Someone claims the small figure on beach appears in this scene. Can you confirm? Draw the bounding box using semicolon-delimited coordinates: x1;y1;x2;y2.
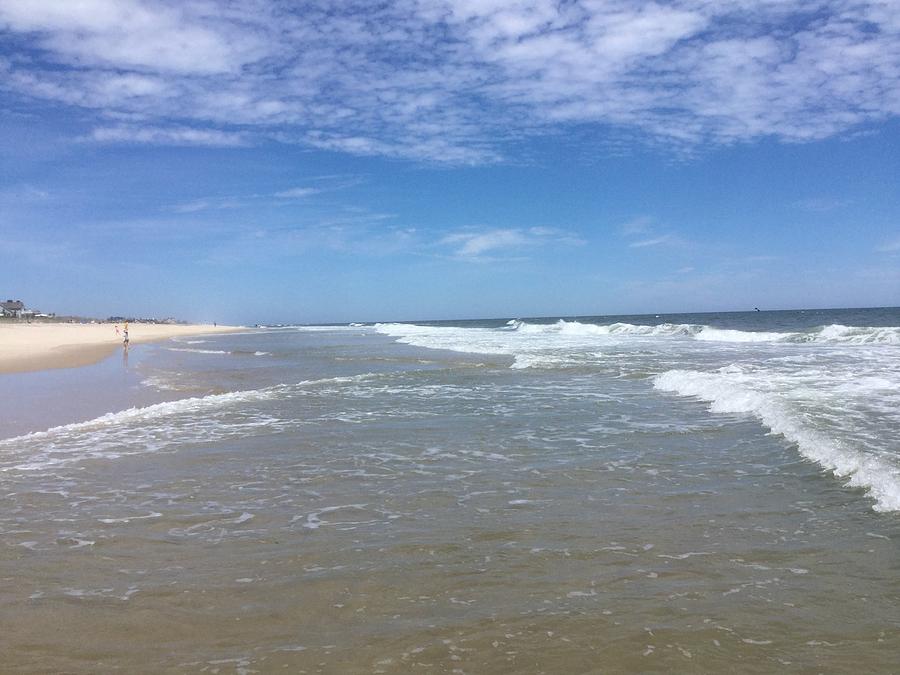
115;324;120;336
123;322;130;349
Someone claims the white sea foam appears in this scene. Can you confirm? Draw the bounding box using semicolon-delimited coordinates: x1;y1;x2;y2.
2;386;284;447
694;327;787;342
511;320;900;344
0;373;383;471
377;320;900;353
375;320;900;512
809;324;900;344
167;348;229;354
292;325;369;332
654;368;900;512
141;375;188;391
507;319;698;338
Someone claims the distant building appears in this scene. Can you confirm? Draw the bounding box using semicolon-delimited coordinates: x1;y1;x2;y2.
1;299;26;318
1;299;39;319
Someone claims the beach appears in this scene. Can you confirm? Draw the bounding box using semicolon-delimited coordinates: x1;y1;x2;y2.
0;309;898;672
0;322;241;374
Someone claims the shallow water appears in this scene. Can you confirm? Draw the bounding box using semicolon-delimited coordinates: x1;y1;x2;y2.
1;309;898;672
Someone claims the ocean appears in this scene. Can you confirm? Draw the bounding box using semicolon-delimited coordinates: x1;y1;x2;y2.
1;307;898;672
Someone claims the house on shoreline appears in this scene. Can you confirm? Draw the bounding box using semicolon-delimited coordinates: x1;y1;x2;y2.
1;299;43;320
2;299;26;318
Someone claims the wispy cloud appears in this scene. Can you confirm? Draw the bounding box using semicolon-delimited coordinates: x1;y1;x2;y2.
274;187;322;199
620;216;683;249
442;229;531;258
0;183;50;203
168;197;243;214
620;216;653;237
166;175;360;213
2;1;900;161
629;234;675;249
876;236;900;253
89;125;247;147
441;226;582;261
794;197;851;213
202;211;411;264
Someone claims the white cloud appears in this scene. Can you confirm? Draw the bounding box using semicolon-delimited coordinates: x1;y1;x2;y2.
165;177;360;213
169;199;214;214
441;226;582;261
2;1;899;161
620;216;682;249
168;197;244;213
443;229;531;258
0;0;268;74
88;125;247;146
274;187;322;199
629;234;674;248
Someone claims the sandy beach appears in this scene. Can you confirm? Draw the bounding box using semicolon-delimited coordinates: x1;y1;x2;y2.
0;322;242;374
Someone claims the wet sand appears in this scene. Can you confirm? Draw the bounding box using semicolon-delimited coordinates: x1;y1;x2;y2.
0;322;241;374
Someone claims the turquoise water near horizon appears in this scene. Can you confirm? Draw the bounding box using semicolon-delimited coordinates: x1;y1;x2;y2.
1;307;898;672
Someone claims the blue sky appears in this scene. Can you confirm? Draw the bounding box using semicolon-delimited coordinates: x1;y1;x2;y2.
1;0;898;324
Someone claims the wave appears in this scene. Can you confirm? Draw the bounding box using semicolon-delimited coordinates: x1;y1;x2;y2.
5;372;384;445
801;324;900;344
0;373;382;471
510;319;900;344
696;323;900;345
506;319;697;338
1;386;286;447
654;368;900;512
379;320;900;351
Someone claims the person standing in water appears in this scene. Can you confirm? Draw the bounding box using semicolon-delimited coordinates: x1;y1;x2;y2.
123;321;129;349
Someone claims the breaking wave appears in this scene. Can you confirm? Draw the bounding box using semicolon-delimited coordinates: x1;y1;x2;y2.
654;368;900;512
506;320;900;344
375;320;900;355
0;374;381;471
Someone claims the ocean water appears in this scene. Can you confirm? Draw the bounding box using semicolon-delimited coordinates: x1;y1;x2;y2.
1;308;898;672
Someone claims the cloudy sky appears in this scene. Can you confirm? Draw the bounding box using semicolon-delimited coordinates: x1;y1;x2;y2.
1;0;898;323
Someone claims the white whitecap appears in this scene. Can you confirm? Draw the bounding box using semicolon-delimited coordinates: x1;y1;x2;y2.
654;368;900;512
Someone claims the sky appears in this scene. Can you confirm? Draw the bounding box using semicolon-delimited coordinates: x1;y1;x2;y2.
1;0;898;324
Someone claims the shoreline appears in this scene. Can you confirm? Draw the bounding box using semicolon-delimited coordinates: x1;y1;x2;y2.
0;322;244;374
